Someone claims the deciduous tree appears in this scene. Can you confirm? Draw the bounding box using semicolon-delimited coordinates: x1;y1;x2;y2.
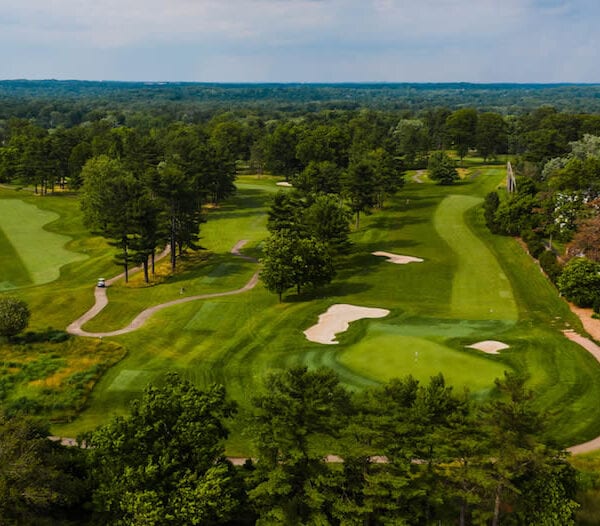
88;374;242;525
427;151;458;185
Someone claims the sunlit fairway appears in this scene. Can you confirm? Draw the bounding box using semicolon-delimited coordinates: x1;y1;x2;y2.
5;170;599;453
0;198;87;290
338;325;508;395
433;194;517;321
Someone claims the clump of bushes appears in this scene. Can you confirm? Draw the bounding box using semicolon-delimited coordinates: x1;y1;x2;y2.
522;230;546;259
539;250;563;284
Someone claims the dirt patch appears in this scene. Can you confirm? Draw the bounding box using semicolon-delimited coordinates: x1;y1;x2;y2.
568;303;600;342
466;340;509;354
372;251;424;265
304;304;390;345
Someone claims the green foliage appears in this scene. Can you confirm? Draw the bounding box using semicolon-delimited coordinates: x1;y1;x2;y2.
0;296;30;338
245;370;578;526
260;230;334;300
539;250;562;283
483;191;500;233
427;151;458;185
259;231;298;301
294;160;342;195
342;160;377;227
493;192;538;236
0;412;89;524
476;112;508;161
0;337;125;420
446;108;478;160
303;194;353;252
393;118;429;168
88;373;243;525
249;367;350;524
558;257;600;307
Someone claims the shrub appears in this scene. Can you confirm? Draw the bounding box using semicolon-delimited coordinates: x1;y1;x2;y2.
558;257;600;307
0;298;30;339
527;239;546;259
539;250;562;284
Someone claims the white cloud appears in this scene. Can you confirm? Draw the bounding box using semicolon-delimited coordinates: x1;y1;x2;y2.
1;0;599;81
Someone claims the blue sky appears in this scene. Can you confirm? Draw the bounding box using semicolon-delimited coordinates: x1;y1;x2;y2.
1;0;598;82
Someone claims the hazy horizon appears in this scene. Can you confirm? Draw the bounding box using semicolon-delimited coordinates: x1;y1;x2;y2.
2;1;598;83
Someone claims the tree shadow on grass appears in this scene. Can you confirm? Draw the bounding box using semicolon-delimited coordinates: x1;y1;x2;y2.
282;281;372;303
338;240;423;277
206;208;267;222
362;214;427;232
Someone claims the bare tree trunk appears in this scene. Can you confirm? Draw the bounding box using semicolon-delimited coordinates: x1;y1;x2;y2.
492;485;502;526
151;249;156;276
170;217;176;271
123;245;129;283
143;258;149;283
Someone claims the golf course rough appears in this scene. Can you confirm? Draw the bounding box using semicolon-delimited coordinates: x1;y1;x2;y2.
0;199;87;289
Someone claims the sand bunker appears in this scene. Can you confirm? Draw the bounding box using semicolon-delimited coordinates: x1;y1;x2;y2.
304;304;390;345
466;340;509;354
276;181;293;187
372;251;424;265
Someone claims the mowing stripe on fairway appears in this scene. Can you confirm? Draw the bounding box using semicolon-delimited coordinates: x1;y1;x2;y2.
0;225;32;290
433;195;517;321
107;369;155;391
0;199;87;286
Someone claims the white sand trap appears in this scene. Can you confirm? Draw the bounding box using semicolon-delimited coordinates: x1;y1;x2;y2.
304;304;390;345
372;251;424;265
466;340;509;354
276;181;293;187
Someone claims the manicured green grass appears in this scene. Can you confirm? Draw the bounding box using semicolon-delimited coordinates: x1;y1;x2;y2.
338;325;509;395
0;225;31;290
0;187;125;331
434;194;517;321
0;198;87;288
5;170;600;454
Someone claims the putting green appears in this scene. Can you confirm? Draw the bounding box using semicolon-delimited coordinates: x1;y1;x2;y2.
434;195;517;321
338;324;510;395
0;199;87;288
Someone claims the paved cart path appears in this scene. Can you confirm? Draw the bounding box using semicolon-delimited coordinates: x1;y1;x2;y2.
66;241;258;338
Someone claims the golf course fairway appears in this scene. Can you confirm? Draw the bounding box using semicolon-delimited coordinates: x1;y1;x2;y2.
0;198;87;290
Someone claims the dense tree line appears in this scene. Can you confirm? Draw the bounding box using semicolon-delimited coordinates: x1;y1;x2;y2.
5;101;600;297
483;133;600;313
5;82;600;124
1;369;579;525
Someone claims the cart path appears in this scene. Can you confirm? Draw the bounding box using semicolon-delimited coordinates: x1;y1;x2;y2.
66;241;259;338
412;170;425;183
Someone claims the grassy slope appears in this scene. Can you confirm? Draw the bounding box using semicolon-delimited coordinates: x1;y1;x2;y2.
0;188;121;330
0;199;87;286
3;172;598;452
46;170;600;453
0;225;31;290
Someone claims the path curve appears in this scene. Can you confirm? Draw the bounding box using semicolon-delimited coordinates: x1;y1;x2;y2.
412;170;425;183
564;329;600;454
67;241;258;338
